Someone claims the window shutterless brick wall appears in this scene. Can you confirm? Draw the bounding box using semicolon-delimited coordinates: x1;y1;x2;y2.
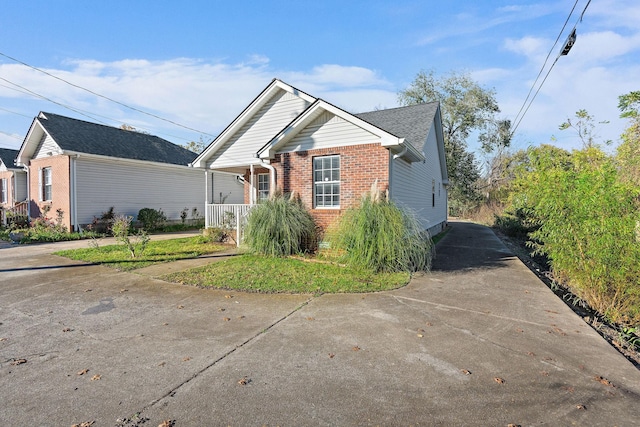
244;143;390;231
29;155;72;230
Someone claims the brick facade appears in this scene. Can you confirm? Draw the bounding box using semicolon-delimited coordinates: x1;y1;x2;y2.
244;143;390;231
29;155;72;230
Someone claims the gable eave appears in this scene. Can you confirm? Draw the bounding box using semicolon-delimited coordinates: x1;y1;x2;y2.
192;79;316;168
258;99;403;159
16;116;58;166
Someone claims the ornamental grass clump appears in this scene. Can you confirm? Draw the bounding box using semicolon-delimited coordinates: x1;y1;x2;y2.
330;189;433;273
244;191;317;257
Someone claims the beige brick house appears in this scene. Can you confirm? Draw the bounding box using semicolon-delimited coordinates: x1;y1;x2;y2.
192;79;449;235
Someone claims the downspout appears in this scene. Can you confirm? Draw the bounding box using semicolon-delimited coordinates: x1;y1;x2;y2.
204;170;211;228
249;164;255;205
259;159;276;197
392;145;408;160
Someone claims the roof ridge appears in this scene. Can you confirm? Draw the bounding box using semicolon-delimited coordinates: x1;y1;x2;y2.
356;101;439;116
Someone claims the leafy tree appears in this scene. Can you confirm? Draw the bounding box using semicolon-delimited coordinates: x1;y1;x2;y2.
617;91;640;186
556;109;611;148
182;136;208;154
398;69;509;215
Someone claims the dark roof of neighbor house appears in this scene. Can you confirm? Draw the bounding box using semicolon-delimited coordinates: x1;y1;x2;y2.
37;112;197;166
0;147;19;168
355;102;440;151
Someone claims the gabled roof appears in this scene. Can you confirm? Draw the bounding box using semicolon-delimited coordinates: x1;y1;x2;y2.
355;103;440;152
18;112;196;166
0;148;19;170
191;79;316;168
257;99;426;162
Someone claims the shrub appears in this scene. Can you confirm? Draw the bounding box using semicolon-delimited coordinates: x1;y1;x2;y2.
137;208;167;231
112;214;150;258
244;192;317;256
328;192;433;273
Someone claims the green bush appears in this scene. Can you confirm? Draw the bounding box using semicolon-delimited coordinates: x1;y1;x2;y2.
509;146;640;326
244;192;317;256
137;208;167;231
328;194;433;273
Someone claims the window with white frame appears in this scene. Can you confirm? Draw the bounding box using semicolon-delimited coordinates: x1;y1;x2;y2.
1;178;7;204
257;173;270;201
314;155;340;208
41;167;52;201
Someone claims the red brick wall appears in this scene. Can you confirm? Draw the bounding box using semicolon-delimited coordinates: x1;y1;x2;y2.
29;155;72;230
244;143;390;231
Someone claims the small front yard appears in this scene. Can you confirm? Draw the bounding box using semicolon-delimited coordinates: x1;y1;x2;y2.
54;236;228;271
162;254;410;294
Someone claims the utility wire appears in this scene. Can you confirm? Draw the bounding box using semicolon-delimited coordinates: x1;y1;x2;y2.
510;0;580;132
0;75;197;142
0;51;216;137
511;0;592;137
0;106;32;118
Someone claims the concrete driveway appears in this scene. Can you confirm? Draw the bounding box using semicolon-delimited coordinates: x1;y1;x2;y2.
1;222;638;426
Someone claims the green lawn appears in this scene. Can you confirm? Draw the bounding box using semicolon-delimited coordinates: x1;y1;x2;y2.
54;236;228;271
161;254;410;294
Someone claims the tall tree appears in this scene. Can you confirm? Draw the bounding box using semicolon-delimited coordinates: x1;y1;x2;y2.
616;91;640;186
398;69;508;215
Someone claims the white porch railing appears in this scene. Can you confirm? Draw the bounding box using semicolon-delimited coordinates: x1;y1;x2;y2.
205;204;255;246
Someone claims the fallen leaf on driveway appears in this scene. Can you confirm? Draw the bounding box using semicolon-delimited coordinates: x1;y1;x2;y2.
352;346;361;352
238;376;250;385
77;369;89;375
182;357;191;362
461;369;471;375
225;295;233;299
595;376;615;387
177;305;184;309
90;374;101;381
328;353;335;358
158;421;174;427
223;317;231;322
62;327;73;332
0;337;7;341
417;334;424;338
10;358;27;365
306;317;315;321
576;404;587;410
120;289;128;293
72;421;95;427
494;377;505;384
84;289;92;292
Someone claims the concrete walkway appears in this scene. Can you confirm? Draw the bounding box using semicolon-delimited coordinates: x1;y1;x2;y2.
0;222;638;426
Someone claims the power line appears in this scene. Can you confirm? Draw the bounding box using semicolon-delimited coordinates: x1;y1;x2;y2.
510;0;592;137
0;75;199;143
0;51;216;137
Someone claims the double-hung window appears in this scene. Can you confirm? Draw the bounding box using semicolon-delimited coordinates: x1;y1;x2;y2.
41;167;52;201
314;155;340;208
0;178;7;204
257;173;270;202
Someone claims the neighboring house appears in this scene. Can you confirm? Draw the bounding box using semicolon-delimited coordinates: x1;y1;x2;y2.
15;112;242;231
192;79;448;236
0;148;28;225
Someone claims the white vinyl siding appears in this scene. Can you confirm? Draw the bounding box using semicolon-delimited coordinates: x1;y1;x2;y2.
314;155;340;208
14;172;27;202
390;125;447;234
0;178;7;203
33;133;62;159
279;112;379;153
257;173;270;201
210;173;244;204
74;157;204;226
208;89;311;169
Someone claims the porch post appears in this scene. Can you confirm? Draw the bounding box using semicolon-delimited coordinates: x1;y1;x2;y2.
249;164;255;205
204;170;211;228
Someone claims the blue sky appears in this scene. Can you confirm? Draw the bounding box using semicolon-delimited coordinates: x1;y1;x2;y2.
1;0;639;158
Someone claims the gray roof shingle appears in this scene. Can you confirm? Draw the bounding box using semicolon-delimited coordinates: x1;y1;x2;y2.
355;102;439;151
0;148;19;169
38;112;197;166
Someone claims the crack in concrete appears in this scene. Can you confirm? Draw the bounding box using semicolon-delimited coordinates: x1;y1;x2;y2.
132;295;317;417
